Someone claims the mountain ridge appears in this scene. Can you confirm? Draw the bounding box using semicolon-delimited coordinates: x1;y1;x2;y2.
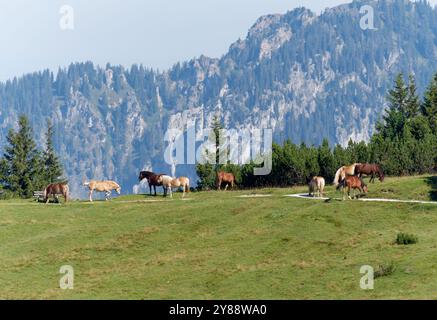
0;0;436;198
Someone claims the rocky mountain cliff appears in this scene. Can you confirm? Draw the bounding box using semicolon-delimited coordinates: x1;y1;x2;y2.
0;0;436;198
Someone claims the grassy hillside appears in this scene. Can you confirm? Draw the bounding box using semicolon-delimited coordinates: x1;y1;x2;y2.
0;176;436;299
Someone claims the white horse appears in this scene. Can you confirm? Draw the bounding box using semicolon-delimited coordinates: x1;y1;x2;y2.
333;163;361;186
83;180;121;202
157;176;190;198
308;176;325;198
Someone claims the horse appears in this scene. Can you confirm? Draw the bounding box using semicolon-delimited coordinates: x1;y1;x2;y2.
308;176;325;198
354;163;384;183
157;175;190;198
217;171;235;191
170;177;190;198
336;175;368;200
333;163;361;186
83;180;121;202
157;175;173;198
44;183;69;204
138;171;164;196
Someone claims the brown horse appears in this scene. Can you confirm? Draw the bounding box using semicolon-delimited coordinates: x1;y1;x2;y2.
355;164;384;183
139;171;164;196
217;171;235;191
337;175;368;200
44;183;69;204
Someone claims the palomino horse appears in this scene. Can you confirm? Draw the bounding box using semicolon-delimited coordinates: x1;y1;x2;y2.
83;180;121;202
139;171;164;196
333;163;361;186
308;176;325;198
157;175;190;198
355;163;384;183
44;183;69;204
217;171;235;191
337;175;368;200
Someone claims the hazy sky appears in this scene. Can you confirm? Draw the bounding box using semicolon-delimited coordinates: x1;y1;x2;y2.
0;0;436;81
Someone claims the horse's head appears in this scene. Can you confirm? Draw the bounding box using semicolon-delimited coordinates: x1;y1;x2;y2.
116;186;121;195
139;171;148;182
83;182;90;187
378;167;385;182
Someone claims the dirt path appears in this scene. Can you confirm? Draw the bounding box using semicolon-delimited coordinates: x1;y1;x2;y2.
285;193;437;205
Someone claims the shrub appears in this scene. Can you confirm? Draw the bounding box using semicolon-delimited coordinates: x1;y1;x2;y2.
374;262;396;278
395;233;418;245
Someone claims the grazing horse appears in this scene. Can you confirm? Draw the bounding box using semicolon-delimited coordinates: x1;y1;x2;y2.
308;176;325;198
337;175;368;200
83;180;121;202
333;163;361;186
217;171;235;191
355;163;384;183
138;171;164;196
157;176;190;198
44;183;69;204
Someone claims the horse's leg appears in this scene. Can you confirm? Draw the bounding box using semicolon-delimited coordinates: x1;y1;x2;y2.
45;193;50;204
169;187;173;198
217;179;221;191
224;183;229;191
89;190;93;202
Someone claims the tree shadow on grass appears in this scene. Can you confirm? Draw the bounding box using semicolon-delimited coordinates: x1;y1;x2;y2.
425;176;437;201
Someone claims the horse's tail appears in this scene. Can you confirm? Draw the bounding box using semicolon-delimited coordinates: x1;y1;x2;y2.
333;168;342;186
43;185;49;201
64;185;69;203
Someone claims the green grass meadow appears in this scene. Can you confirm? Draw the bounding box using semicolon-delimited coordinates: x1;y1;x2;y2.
0;176;436;299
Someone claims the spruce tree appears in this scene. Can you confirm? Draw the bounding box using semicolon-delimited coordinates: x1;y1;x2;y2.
2;115;42;197
405;74;420;119
383;73;408;139
43;119;64;184
422;73;437;134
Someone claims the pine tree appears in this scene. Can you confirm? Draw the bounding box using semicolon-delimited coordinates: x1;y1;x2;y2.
43;119;64;184
422;73;437;134
382;73;408;139
317;139;335;183
405;74;420;119
1;115;43;197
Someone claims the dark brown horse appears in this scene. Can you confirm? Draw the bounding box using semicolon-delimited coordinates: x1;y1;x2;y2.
138;171;164;196
217;171;235;191
44;183;69;204
354;164;384;183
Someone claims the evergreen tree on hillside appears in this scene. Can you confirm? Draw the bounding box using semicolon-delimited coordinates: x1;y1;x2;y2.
422;73;437;134
317;139;335;183
195;115;224;189
43;119;64;184
382;73;408;139
1;115;43;197
405;74;420;119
